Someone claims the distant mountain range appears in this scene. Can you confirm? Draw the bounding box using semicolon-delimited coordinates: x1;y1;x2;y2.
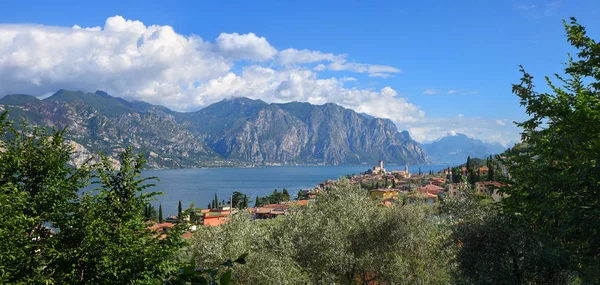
0;90;429;168
422;133;506;163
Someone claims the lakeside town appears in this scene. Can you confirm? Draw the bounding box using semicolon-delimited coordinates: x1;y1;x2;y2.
150;159;507;238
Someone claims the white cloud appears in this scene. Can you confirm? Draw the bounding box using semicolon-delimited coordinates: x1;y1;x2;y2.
278;48;400;77
447;90;459;94
0;15;517;145
495;119;506;126
0;15;406;109
215;32;277;62
423;89;437;95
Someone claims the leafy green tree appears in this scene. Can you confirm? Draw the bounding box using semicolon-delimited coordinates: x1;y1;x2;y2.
504;17;600;281
51;147;188;283
282;188;290;202
0;113;90;283
231;191;247;209
442;193;577;284
187;182;451;284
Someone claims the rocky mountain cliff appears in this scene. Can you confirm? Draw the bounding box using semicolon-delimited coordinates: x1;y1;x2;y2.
0;90;429;168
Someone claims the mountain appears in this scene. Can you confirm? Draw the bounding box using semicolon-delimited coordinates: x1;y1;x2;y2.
422;133;506;163
0;90;429;168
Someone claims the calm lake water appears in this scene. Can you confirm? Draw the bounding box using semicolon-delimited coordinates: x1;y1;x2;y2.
134;164;455;216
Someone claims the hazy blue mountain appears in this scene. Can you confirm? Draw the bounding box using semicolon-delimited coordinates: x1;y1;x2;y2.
422;133;506;163
0;90;429;168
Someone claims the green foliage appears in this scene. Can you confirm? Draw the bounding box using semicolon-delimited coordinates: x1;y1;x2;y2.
504;17;600;282
231;191;248;210
442;194;577;284
0;113;188;283
49;148;187;283
0;112;89;283
282;188;290;201
166;254;247;285
187;182;451;284
255;189;286;205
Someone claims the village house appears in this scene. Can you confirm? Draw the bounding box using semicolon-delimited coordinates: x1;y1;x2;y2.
418;184;444;195
203;210;230;226
478;166;489;175
370;188;400;200
475;181;508;201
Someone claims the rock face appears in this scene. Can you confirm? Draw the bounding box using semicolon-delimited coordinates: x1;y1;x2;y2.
422;133;506;163
0;90;429;168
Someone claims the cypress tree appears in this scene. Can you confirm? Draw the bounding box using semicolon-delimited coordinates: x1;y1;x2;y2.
158;203;164;223
255;196;260;207
207;203;211;209
392;179;396;188
177;200;183;220
243;195;249;209
466;156;472;172
214;193;218;208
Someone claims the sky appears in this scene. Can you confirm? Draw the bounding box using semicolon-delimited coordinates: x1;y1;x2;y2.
0;0;599;146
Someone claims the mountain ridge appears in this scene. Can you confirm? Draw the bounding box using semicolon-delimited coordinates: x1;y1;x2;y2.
422;133;506;163
0;90;429;168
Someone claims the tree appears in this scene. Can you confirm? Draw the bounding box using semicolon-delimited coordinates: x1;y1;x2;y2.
178;200;183;220
282;188;290;202
51;147;188;283
231;191;246;209
159;203;164;223
442;193;577;284
254;195;260;207
187;182;450;284
243;195;249;209
392;179;396;188
0;113;90;283
271;189;281;203
503;18;600;282
418;167;422;175
207;203;211;209
214;193;219;209
466;156;472;172
488;155;495;181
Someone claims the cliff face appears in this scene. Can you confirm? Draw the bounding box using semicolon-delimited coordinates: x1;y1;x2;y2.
0;90;429;168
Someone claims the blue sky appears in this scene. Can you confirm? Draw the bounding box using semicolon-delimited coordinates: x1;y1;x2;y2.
0;0;599;145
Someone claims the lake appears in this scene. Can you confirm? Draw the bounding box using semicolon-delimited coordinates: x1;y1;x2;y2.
133;164;456;216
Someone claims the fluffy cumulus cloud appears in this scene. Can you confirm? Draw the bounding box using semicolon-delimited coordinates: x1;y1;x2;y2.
0;15;515;144
0;15;408;113
215;32;277;62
